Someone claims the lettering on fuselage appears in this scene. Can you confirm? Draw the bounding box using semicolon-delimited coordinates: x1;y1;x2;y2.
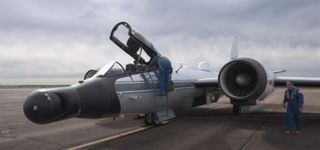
129;95;140;101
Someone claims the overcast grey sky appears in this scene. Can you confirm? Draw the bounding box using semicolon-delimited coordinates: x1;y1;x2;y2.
0;0;320;80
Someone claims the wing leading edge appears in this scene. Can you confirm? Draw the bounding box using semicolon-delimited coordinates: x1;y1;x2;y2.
275;76;320;87
195;76;320;88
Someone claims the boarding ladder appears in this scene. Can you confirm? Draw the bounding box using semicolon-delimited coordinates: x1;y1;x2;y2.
141;71;172;119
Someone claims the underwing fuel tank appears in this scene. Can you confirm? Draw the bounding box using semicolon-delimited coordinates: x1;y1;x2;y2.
23;77;121;124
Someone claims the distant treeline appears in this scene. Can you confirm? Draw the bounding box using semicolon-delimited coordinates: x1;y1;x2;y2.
0;85;70;89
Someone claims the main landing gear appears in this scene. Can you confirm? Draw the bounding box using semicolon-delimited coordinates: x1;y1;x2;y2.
232;105;243;116
144;113;161;126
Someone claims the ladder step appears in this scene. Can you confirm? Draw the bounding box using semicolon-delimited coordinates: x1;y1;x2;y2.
157;109;175;122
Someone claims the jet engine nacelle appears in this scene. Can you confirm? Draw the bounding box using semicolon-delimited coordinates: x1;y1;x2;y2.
218;58;274;105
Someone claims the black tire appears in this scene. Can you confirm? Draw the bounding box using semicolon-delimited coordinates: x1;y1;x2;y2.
144;113;153;125
152;112;161;126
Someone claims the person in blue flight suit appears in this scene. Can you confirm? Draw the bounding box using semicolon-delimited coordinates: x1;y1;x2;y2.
149;54;173;96
283;81;304;134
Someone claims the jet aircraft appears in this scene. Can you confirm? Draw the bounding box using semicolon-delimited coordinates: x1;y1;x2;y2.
23;22;320;126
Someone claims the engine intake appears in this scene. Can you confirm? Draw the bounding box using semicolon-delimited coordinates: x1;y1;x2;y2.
218;58;268;101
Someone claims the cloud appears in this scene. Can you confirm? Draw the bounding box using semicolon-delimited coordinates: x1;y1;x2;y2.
0;0;320;80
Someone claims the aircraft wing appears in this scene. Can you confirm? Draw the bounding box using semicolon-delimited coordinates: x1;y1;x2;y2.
195;76;320;87
275;76;320;87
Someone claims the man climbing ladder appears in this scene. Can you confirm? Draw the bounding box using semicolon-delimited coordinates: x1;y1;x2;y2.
149;54;173;96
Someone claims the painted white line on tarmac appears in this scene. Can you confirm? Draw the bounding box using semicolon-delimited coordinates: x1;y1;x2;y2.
67;104;230;150
66;126;151;150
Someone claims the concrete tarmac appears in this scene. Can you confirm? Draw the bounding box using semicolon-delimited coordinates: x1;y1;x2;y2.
0;88;320;150
0;89;144;150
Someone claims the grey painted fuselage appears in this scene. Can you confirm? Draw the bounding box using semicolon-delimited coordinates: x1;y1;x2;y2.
115;68;217;114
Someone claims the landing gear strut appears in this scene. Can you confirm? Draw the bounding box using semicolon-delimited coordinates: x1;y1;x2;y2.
232;105;242;116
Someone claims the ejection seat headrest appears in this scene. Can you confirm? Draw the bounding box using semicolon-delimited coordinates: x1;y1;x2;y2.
127;37;140;53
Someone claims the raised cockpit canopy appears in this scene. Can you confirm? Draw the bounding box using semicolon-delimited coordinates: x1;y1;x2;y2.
110;22;160;65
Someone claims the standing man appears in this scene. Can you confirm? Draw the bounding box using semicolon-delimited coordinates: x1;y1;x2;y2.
283;81;304;134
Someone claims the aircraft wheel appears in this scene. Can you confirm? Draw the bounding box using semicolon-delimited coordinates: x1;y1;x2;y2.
152;112;161;126
144;113;153;125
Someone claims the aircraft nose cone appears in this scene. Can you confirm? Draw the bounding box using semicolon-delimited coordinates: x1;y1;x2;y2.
236;73;251;86
23;91;63;124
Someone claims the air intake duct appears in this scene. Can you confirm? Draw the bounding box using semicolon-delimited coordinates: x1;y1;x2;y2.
218;58;268;101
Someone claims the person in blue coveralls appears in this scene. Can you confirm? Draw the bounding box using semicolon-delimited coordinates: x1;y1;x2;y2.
283;81;304;134
149;54;173;96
